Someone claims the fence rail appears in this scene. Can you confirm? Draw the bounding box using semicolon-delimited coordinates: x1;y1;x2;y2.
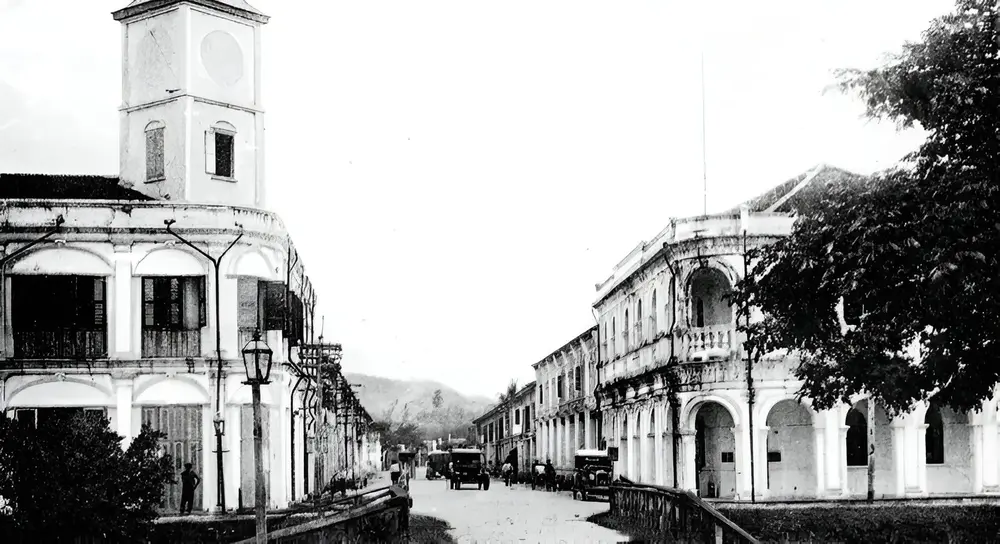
610;481;759;544
232;486;409;544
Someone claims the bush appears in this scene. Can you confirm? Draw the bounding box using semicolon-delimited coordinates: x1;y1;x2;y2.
0;413;173;542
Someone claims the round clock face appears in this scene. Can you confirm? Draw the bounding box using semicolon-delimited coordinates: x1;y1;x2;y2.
200;30;244;88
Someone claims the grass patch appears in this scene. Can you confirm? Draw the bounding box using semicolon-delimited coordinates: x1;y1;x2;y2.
586;511;664;543
591;504;1000;543
718;504;1000;544
408;514;458;544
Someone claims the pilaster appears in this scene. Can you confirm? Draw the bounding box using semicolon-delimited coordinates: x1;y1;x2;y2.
681;431;697;492
112;247;134;357
113;375;135;448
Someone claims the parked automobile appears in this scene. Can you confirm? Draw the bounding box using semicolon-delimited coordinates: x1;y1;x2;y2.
571;449;613;501
426;450;451;480
448;448;490;490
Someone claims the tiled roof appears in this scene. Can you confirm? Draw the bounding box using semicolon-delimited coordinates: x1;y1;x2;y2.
727;164;866;215
112;0;268;23
0;174;155;201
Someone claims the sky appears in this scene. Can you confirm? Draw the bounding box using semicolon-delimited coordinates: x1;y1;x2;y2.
0;0;955;399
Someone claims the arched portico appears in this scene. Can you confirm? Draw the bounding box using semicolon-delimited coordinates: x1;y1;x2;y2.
681;396;741;499
763;399;816;498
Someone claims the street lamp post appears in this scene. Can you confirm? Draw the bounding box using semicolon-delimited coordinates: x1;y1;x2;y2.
242;330;273;544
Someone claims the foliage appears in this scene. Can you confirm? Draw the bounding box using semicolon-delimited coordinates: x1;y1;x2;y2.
732;0;999;415
0;413;174;542
373;419;425;450
432;389;444;409
719;504;1000;544
408;514;458;544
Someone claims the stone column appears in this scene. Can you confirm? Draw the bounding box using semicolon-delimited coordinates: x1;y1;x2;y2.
736;422;751;498
584;409;592;449
977;413;1000;493
681;431;697;492
113;376;134;448
755;426;770;499
896;413;927;497
112;248;134;357
813;424;826;497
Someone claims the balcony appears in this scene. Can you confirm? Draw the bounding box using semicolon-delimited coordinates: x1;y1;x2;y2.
679;324;737;362
141;329;201;358
14;330;107;359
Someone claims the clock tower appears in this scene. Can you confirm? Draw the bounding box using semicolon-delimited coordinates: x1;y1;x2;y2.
112;0;269;208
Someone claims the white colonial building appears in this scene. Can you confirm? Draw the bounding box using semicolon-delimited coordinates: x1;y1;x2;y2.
0;0;374;514
474;381;536;472
593;165;993;500
533;327;601;474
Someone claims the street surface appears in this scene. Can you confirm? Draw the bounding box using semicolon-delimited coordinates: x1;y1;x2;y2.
408;469;628;543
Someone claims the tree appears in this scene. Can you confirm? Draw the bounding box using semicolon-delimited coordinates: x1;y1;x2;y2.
0;412;174;542
733;0;999;418
432;389;443;409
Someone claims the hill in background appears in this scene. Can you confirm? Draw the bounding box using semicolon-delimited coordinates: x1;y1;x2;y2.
345;373;495;442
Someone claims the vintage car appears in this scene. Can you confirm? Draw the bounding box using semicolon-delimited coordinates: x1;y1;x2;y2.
448;448;490;490
571;449;613;501
426;450;451;480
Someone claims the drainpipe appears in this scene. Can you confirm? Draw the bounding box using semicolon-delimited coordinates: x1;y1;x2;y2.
662;244;680;489
164;219;243;513
285;244;299;499
0;215;65;370
590;308;602;449
742;230;756;503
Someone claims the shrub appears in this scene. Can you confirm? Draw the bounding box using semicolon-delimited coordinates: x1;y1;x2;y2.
0;413;174;542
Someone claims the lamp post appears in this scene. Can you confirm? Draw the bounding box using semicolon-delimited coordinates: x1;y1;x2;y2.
242;330;273;544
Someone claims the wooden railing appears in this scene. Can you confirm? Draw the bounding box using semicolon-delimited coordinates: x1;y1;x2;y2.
141;329;201;358
610;481;759;544
13;330;106;359
232;486;410;544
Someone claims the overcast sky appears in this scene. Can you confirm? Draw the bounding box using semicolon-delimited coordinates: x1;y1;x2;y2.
0;0;953;398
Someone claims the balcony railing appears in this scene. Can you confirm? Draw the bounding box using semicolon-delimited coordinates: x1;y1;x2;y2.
14;330;107;359
142;329;202;358
680;324;735;361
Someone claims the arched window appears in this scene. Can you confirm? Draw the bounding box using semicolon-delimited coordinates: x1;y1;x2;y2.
145;120;165;181
636;299;643;343
846;408;867;466
611;317;616;357
651;290;658;334
624;309;630;347
206;121;237;179
925;403;945;465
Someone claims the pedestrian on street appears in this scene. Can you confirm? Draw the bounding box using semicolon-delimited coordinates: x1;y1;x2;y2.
390;460;402;485
544;459;556;492
446;460;454;489
180;463;200;515
501;460;513;487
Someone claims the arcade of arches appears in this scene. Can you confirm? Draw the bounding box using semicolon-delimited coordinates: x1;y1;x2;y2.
602;392;996;499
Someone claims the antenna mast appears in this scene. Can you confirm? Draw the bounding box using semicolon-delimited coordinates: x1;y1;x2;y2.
701;50;708;216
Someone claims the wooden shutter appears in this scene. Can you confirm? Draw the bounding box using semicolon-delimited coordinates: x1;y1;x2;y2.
197;276;207;328
91;277;106;329
205;130;216;175
260;281;286;331
143;278;156;328
146;127;164;180
237;278;259;329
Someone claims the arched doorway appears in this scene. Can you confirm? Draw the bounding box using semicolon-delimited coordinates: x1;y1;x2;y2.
845;399;896;497
692;402;737;498
764;399;815;498
925;402;973;494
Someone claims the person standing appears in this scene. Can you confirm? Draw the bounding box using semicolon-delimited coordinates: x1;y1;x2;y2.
544;459;556;492
180;463;200;515
501;460;513;487
389;460;402;485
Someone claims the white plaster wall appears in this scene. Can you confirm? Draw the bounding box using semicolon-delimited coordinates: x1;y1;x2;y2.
927;408;974;494
764;399;815;498
124;8;186;107
189;8;257;107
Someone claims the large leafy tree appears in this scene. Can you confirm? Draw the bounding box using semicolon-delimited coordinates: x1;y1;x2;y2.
0;413;174;542
733;0;999;416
